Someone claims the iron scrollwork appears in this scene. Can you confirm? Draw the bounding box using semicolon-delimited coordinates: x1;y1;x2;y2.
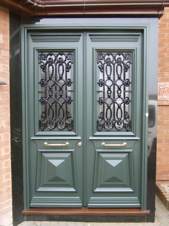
96;51;132;132
38;51;74;131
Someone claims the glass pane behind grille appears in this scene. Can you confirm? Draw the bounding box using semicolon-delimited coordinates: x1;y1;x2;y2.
96;51;133;132
38;51;74;131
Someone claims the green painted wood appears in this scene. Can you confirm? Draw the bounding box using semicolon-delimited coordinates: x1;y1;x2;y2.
85;32;144;207
24;32;84;207
22;24;148;209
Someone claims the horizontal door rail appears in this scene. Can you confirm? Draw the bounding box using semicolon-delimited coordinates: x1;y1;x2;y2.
31;136;82;140
89;136;140;140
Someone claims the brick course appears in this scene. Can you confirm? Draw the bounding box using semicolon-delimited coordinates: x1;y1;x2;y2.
0;7;12;226
157;7;169;181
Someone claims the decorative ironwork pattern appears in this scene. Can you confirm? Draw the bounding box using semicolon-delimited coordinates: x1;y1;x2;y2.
96;51;132;132
38;51;74;131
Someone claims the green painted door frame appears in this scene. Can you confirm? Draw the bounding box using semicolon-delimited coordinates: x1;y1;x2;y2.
21;18;155;210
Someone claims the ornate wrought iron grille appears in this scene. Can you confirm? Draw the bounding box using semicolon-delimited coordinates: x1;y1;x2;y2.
96;51;132;132
38;51;74;131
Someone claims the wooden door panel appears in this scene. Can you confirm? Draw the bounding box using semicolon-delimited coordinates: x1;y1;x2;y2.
87;141;141;207
26;32;83;207
36;151;76;192
93;149;134;193
29;140;83;207
87;33;142;138
86;32;144;207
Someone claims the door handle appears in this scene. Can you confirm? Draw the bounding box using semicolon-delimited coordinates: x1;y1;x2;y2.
101;142;127;147
44;141;69;147
77;141;82;147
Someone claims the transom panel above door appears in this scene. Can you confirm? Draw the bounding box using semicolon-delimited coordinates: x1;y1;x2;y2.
23;30;146;209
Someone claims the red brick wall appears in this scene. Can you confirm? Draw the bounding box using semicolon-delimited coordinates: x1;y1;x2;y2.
0;7;12;226
157;7;169;181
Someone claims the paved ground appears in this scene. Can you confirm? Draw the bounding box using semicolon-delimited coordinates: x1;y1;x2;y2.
156;181;169;211
19;196;169;226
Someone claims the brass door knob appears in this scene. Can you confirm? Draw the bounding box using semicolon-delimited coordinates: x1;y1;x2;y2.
77;141;82;147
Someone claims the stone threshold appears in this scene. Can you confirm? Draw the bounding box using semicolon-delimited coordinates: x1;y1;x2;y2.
156;181;169;210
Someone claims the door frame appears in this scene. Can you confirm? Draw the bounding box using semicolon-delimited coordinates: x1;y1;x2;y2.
21;18;158;214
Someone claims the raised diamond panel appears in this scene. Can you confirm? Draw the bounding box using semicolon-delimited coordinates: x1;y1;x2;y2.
94;151;134;192
36;151;76;192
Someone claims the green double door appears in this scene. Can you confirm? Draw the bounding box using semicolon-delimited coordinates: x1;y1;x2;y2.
24;30;146;208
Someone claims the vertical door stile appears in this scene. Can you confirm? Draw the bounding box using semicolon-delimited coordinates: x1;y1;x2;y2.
82;32;88;207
